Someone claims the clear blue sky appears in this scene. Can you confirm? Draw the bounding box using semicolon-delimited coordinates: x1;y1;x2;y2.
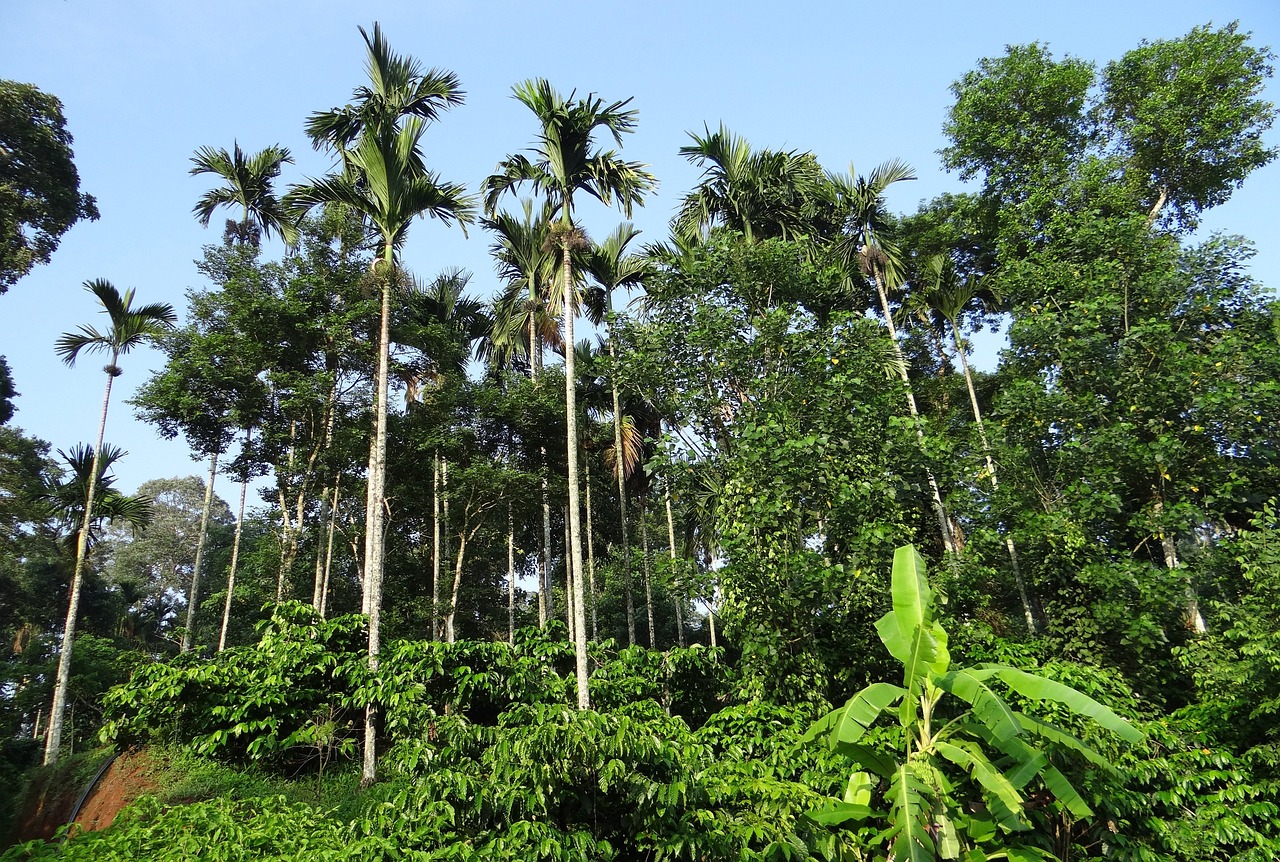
2;0;1277;497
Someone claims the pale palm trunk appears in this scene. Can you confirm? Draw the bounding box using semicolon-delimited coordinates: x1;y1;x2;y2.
948;319;1037;633
664;483;684;648
219;431;252;651
362;253;394;787
530;296;551;629
707;591;717;649
641;496;655;649
432;453;441;639
584;454;598;641
361;409;378;616
561;239;590;709
441;457;450;640
607;306;635;646
507;504;515;644
181;452;219;652
541;470;551;627
45;358;116;765
874;275;955;555
319;479;340;618
564;509;575;642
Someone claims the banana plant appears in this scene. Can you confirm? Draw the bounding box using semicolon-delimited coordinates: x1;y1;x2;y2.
804;545;1143;861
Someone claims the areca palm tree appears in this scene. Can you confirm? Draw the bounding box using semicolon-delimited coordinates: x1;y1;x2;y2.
40;443;153;548
286;24;474;785
829;162;958;555
186;147;288;650
920;255;1037;631
585;223;648;644
482;201;565;626
400;267;487;639
46;279;175;764
190;142;295;246
480;200;562;376
483;79;656;708
675;124;831;243
304;23;463;156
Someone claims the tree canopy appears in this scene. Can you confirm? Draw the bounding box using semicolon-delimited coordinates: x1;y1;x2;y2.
0;81;99;292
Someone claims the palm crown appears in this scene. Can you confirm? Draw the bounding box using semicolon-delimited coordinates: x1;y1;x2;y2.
288;120;475;261
305;23;464;154
675;124;830;243
55;279;178;374
39;443;152;548
482;78;656;224
190;142;295;246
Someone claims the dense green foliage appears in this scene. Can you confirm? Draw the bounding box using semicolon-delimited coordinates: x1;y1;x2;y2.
0;81;99;292
2;19;1278;862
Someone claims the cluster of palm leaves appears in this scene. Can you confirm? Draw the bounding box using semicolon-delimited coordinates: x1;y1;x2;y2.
44;22;1019;780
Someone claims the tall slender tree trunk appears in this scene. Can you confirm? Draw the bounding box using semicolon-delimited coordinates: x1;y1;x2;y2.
561;238;590;709
664;482;684;648
564;508;575;643
312;483;330;608
441;458;450;640
361;408;378;615
948;319;1037;633
46;361;117;765
319;479;340;619
874;277;955;555
508;504;515;644
608;311;635;647
219;431;252;651
541;467;551;627
310;385;338;609
181;452;219;653
432;453;441;640
641;496;655;650
530;314;551;630
362;255;395;787
445;528;469;643
585;454;598;642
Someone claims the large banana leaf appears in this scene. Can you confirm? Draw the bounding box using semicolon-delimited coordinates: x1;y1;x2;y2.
804;682;906;747
976;724;1097;818
876;546;950;691
1040;764;1094;819
833;743;899;779
806;802;872;827
844;770;873;805
1012;714;1114;770
936;669;1020;743
935;740;1027;832
885;763;934;862
991;668;1143;743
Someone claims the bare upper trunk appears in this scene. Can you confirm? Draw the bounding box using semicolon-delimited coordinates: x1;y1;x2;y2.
362;257;394;787
949;319;1037;634
219;430;252;651
664;483;684;648
181;452;219;652
46;362;116;765
562;238;590;709
874;275;955;555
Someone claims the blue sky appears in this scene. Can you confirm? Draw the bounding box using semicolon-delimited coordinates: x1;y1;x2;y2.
2;0;1277;498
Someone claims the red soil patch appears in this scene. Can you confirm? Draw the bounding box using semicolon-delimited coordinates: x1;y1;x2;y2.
73;750;158;832
8;750;158;846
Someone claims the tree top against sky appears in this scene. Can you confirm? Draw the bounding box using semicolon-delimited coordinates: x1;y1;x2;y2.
0;0;1275;492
